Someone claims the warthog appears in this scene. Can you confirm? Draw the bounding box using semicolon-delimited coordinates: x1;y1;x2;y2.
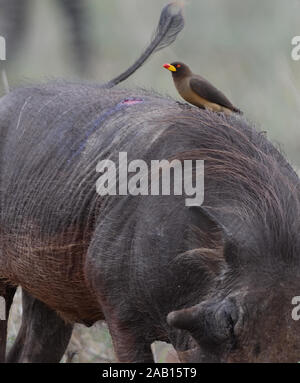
0;80;300;362
1;2;300;363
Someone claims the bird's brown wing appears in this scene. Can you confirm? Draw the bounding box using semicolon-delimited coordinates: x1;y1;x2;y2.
189;76;240;112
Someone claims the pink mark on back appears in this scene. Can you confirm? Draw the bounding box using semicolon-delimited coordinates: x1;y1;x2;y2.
121;98;144;106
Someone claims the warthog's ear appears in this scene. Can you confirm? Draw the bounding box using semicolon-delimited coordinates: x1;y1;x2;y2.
188;206;239;265
167;297;239;347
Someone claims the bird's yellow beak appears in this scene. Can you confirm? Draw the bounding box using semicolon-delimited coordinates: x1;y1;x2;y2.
163;63;177;72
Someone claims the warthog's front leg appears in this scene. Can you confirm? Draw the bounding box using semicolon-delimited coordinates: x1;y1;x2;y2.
102;306;155;363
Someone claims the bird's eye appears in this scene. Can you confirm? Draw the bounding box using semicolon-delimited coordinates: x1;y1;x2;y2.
177;64;181;68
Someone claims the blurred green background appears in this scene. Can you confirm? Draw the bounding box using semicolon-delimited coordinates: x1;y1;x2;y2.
2;0;300;362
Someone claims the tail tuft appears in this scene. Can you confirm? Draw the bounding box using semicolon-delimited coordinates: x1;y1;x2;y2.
106;2;184;88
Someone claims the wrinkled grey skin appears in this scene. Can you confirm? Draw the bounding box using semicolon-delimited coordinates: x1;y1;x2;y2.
0;83;300;362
